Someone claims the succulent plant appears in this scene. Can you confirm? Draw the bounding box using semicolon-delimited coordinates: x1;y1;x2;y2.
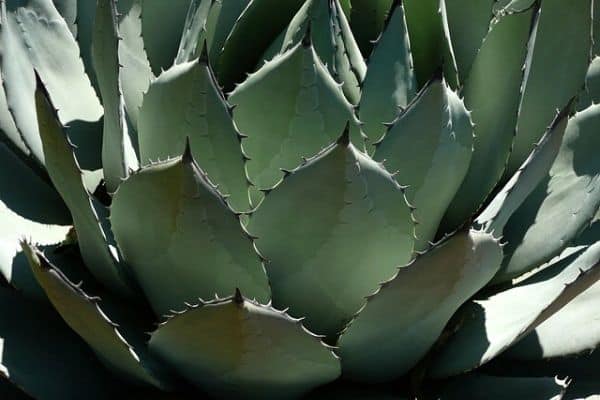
0;0;599;398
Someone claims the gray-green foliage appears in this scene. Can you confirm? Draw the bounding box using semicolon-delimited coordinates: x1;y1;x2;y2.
0;0;599;399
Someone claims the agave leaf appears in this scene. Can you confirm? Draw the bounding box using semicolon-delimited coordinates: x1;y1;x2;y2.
594;0;600;56
204;0;250;63
373;77;473;250
502;220;600;361
92;0;139;193
506;0;591;176
564;380;600;400
0;71;28;156
139;0;189;75
403;0;443;86
505;279;600;362
433;373;569;400
110;149;270;316
1;1;104;169
0;284;127;399
438;0;459;89
0;2;43;165
475;103;570;236
117;0;153;130
216;0;305;90
496;104;600;282
577;56;600;111
229;41;362;193
0;142;70;224
22;244;170;389
279;0;366;105
35;82;134;296
441;8;533;232
358;0;417;146
429;241;600;378
0;200;70;299
493;0;536;15
337;229;502;382
73;0;98;91
348;0;393;55
149;292;341;399
138;54;251;212
9;0;102;124
249;133;414;338
51;0;77;36
442;0;495;81
174;0;212;65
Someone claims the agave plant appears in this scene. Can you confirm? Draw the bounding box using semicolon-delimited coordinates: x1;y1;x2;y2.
0;0;599;398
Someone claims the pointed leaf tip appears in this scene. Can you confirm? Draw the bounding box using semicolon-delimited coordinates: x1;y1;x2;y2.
302;19;312;47
181;136;193;163
336;122;351;146
198;40;209;64
233;287;244;304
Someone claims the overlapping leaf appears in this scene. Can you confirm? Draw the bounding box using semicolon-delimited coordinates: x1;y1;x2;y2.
249;134;414;338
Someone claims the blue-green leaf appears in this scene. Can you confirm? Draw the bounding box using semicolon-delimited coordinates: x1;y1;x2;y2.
149;292;340;399
249;134;414;338
110;150;270;316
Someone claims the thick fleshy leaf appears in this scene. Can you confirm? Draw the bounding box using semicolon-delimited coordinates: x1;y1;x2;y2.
503;220;600;361
229;41;362;192
35;83;133;296
74;0;99;92
204;0;250;63
475;104;570;235
348;0;393;57
403;0;443;86
149;293;341;399
249;136;414;338
174;0;212;64
279;0;366;105
506;0;591;176
0;285;127;400
0;200;70;298
0;142;69;224
373;78;473;250
577;56;600;111
1;1;103;170
443;0;495;81
595;0;600;56
23;244;169;389
441;9;533;232
506;279;600;362
117;0;153;129
497;104;600;282
359;0;417;146
429;241;600;378
138;56;251;212
216;0;305;90
9;0;102;124
93;0;138;193
52;0;77;36
141;0;190;75
433;374;569;400
110;151;270;316
564;379;600;400
0;2;43;164
0;54;28;156
493;0;537;15
337;229;502;382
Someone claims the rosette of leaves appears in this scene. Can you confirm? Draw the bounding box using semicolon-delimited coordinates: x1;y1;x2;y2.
0;0;599;399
